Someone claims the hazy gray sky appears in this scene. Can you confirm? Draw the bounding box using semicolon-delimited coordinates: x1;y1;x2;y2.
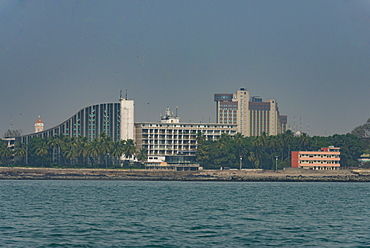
1;0;369;136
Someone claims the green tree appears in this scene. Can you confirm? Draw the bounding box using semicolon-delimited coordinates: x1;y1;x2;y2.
196;131;206;146
35;139;49;167
299;133;311;151
136;148;148;164
248;151;257;168
14;142;27;166
329;133;364;168
111;140;125;165
196;140;216;168
0;141;12;166
123;139;136;160
48;136;60;165
352;118;370;153
98;133;113;167
282;130;294;163
62;137;77;165
233;133;248;169
75;136;90;167
252;133;269;169
211;133;237;168
88;139;100;166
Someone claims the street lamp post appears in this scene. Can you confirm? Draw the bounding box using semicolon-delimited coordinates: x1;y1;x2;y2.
240;157;242;170
275;156;278;171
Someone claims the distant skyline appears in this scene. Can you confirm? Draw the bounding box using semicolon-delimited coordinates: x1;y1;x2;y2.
1;0;369;136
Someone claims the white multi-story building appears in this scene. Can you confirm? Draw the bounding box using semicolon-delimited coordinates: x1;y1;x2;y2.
120;96;134;141
135;108;237;163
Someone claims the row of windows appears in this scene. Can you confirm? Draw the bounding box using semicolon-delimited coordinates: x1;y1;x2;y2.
220;108;237;111
143;129;229;135
299;155;340;158
144;145;198;149
22;103;121;143
220;118;237;120
299;161;340;164
144;140;197;144
142;124;234;128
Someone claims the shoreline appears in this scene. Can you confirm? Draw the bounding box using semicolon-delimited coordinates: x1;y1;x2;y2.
1;167;370;182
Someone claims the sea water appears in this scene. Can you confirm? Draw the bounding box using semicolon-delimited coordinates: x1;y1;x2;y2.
0;180;369;247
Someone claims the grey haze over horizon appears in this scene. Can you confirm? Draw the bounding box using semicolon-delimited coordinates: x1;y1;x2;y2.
1;0;369;137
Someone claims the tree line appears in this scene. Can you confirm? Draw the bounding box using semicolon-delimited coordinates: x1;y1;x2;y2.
196;130;367;170
0;133;147;168
1;118;370;169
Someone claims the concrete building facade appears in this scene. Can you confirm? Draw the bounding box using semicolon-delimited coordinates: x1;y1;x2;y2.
21;102;121;144
215;88;287;137
19;95;237;164
120;97;134;141
291;147;341;170
135;108;237;163
214;93;237;125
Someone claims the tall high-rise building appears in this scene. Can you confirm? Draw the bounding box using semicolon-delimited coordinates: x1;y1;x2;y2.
120;96;135;141
214;88;249;135
235;88;250;135
215;88;287;136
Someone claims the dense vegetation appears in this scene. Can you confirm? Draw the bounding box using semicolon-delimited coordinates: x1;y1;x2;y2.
196;118;369;170
0;133;147;168
196;131;365;169
1;118;369;169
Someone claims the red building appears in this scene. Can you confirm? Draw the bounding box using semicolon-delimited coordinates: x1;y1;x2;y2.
291;147;340;170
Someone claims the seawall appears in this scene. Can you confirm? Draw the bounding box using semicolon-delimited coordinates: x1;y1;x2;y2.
1;167;370;182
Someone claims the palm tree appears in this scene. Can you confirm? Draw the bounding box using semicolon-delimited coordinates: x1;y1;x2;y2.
48;136;60;165
252;133;268;169
136;148;148;164
53;135;69;165
280;130;294;164
35;139;49;167
123;139;136;160
281;130;294;161
216;133;231;149
111;140;125;165
266;135;283;169
299;133;311;151
248;151;256;168
62;137;78;166
14;143;27;166
253;132;268;149
76;136;89;167
234;133;246;169
0;141;12;166
88;139;100;166
253;145;264;169
98;133;113;167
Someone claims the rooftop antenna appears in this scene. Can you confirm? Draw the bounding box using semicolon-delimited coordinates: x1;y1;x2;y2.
300;116;302;133
176;106;178;117
120;90;123;100
10;115;13;131
165;106;170;117
125;89;128;100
